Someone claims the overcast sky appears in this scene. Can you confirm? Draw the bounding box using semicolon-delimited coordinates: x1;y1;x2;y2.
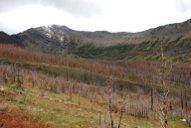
0;0;191;34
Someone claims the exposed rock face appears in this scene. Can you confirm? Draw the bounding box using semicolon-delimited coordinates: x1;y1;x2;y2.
0;32;17;45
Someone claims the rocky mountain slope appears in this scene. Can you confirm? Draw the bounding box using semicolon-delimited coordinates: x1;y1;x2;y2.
0;32;19;45
0;19;191;55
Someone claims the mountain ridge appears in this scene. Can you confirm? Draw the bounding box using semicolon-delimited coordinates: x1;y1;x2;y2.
0;18;191;57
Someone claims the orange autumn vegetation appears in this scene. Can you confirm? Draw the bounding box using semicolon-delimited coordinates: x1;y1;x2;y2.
1;43;191;88
0;44;126;78
0;110;48;128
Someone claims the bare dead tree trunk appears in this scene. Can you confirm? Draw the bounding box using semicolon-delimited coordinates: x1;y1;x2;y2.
162;89;169;128
151;87;154;111
155;88;169;128
78;90;81;106
117;96;127;128
155;43;171;128
180;91;184;110
108;96;114;128
185;92;188;112
169;101;173;120
105;77;115;128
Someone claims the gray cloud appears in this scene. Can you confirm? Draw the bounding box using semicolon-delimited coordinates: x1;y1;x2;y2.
0;0;100;17
175;0;191;12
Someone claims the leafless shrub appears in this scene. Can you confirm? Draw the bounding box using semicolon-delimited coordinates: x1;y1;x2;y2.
127;100;150;119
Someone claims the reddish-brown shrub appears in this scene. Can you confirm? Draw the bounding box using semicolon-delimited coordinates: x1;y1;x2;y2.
0;110;48;128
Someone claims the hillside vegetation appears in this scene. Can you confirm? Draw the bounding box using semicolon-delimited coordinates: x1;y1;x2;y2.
66;33;191;63
0;43;191;128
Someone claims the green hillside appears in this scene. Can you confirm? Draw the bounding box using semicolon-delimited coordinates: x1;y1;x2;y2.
68;34;191;63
